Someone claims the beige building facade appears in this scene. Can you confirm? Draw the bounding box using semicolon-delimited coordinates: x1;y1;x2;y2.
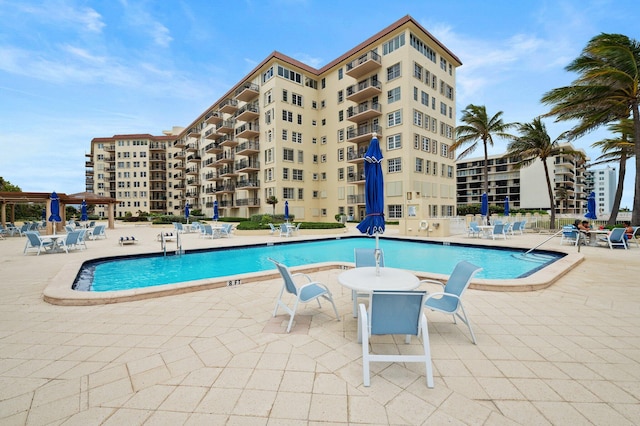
87;16;461;221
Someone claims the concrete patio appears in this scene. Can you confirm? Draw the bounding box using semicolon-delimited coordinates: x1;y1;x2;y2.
0;223;638;425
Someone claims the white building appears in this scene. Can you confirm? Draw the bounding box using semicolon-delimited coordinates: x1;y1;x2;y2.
589;166;617;217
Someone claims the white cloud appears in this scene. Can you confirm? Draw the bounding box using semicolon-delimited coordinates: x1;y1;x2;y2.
16;1;105;33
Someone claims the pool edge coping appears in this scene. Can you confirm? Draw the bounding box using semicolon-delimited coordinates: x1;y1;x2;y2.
43;243;584;306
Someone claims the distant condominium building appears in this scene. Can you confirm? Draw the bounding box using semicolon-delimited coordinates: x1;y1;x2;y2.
86;15;461;221
584;166;617;216
456;143;589;214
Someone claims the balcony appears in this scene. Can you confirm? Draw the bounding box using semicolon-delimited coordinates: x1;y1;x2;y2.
218;134;239;148
149;142;166;150
235;141;260;156
347;168;365;183
346;78;382;103
236;179;260;189
105;144;115;152
235;122;259;139
204;171;222;181
187;127;200;138
347;102;381;123
185;143;198;152
186;177;200;186
186;166;199;175
346;146;368;163
345;50;381;79
219;99;239;114
205;111;223;125
235;159;260;173
204;128;222;140
186;153;201;164
174;139;186;149
235;82;260;102
215;152;235;165
216;183;236;193
346;124;382;143
235;104;259;122
347;194;365;204
174;151;186;159
235;197;260;207
217;120;235;134
220;166;238;177
204;141;223;154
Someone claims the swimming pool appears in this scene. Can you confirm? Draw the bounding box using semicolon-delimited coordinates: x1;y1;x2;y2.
73;237;563;292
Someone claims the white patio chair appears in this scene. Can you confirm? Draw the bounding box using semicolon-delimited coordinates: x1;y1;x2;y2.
359;290;433;388
268;258;340;333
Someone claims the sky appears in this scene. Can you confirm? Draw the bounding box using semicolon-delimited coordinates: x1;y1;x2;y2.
0;0;638;208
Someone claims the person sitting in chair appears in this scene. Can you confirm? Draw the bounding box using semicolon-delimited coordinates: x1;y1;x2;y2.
578;220;591;244
623;221;634;241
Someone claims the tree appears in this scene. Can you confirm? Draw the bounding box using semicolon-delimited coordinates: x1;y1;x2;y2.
504;117;585;229
266;196;278;215
452;105;516;196
541;33;640;225
590;119;635;225
0;177;21;192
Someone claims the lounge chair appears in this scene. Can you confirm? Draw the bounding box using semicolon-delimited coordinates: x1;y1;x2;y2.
511;221;524;235
293;222;302;235
598;227;628;250
467;221;481;238
77;229;88;249
491;223;507;240
359;290;433;388
269;258;340;333
119;236;137;246
59;230;82;253
279;223;291;237
627;226;640;248
89;224;106;240
420;260;483;344
174;222;185;233
560;226;586;246
23;231;54;255
219;223;233;237
200;225;218;239
351;248;385;318
0;225;7;239
268;223;277;235
15;223;29;237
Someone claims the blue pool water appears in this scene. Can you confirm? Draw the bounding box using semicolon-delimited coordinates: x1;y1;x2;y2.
74;237;562;292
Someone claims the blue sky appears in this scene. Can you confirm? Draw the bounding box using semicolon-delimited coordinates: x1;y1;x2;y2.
0;0;638;208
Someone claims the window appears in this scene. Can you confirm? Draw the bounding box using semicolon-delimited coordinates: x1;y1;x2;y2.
313;173;318;180
292;131;302;144
264;168;273;182
387;110;402;127
410;33;436;62
387;134;401;150
388;157;402;173
440;57;447;71
264;90;273;105
387;63;401;81
413;62;422;80
282;110;293;122
413;86;418;101
447;165;454;178
337;128;344;142
413;110;423;127
283;148;294;161
432;161;438;175
283;187;294;199
282;129;288;141
298;188;304;200
338;110;344;121
422;136;430;152
292;93;303;106
292;169;303;181
338;90;343;103
337;148;344;161
265;109;272;124
338;68;343;79
297;114;302;125
415;158;424;173
262;66;274;82
441;144;448;157
282;168;289;179
282;89;288;102
338;168;344;180
278;66;302;83
387;87;401;103
388;205;403;219
321;154;326;163
440;102;447;115
313;154;318;163
383;33;405;54
421;91;428;106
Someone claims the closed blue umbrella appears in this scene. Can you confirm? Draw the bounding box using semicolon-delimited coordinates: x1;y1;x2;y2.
356;135;385;273
213;200;219;221
81;200;88;221
480;192;488;223
585;191;597;220
185;202;190;224
284;201;289;222
48;191;62;234
504;196;510;217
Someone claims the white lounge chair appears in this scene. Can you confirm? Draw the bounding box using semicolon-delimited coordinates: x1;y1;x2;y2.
598;227;628;250
23;231;54;255
89;224;107;240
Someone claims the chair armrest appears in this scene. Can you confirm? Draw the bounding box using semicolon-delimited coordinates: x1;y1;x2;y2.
419;279;446;292
291;272;313;283
424;291;461;302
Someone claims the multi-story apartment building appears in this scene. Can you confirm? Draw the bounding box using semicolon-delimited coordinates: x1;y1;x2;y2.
87;16;461;221
584;166;617;217
456;143;589;214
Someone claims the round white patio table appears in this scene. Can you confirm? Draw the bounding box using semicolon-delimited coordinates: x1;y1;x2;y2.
338;267;420;317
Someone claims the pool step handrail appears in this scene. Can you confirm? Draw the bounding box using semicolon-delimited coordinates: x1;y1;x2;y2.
523;228;566;256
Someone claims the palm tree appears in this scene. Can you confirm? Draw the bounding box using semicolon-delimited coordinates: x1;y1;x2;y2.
590;119;635;225
266;195;278;216
541;33;640;225
504;117;585;230
452;105;516;197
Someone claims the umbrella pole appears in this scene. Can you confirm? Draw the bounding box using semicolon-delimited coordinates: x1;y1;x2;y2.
375;233;381;276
